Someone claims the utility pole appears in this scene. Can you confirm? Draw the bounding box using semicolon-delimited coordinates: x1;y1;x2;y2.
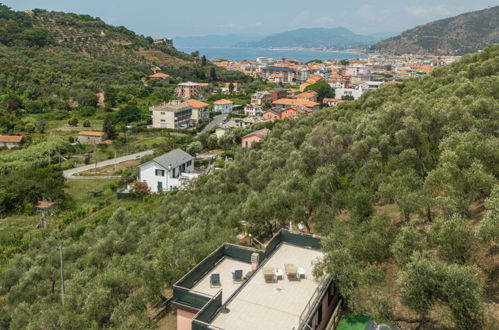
59;241;65;306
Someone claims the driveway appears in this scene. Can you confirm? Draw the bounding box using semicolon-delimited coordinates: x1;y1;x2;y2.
198;114;226;135
63;150;154;180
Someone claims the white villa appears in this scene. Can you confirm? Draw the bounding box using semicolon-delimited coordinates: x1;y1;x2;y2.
138;149;197;193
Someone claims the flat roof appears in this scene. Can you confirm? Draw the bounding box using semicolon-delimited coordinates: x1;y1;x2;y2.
191;257;252;304
210;243;324;330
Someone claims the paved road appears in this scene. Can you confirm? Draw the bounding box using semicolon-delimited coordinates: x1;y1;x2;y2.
63;150;154;180
198;114;226;135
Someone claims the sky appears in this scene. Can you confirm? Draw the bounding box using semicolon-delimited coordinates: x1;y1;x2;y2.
3;0;498;38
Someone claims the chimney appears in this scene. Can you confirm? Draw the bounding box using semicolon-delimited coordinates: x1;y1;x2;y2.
251;253;259;272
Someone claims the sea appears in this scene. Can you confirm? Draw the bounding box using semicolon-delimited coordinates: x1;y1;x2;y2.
176;46;365;62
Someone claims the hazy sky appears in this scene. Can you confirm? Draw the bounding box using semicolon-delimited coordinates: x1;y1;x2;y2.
3;0;498;37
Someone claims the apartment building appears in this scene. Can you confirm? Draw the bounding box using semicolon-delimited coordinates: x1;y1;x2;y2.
172;230;342;330
151;103;193;129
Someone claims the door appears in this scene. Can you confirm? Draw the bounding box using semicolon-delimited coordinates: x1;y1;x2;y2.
157;181;163;192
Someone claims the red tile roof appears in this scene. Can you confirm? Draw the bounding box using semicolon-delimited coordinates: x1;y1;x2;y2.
79;131;106;137
0;135;22;143
182;99;210;108
214;99;233;105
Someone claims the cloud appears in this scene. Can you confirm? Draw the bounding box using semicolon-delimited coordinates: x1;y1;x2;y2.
408;6;453;19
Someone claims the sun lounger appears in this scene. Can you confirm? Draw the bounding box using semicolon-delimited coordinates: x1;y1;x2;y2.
284;264;298;280
233;269;243;283
210;273;221;287
263;267;276;283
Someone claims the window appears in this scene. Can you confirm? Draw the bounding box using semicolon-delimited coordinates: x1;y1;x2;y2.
160;119;166;122
186;160;192;167
317;302;323;326
245;141;249;148
328;285;335;306
160;112;165;115
155;169;165;176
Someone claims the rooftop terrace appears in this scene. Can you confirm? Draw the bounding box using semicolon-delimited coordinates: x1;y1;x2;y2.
210;243;324;330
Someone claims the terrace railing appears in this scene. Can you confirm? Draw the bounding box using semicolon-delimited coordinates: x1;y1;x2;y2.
297;276;332;330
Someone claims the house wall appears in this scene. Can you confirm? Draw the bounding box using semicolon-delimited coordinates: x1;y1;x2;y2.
0;142;20;149
262;112;279;121
214;104;233;114
152;110;175;128
177;308;197;330
139;161;194;193
78;135;104;145
242;135;263;148
191;107;209;122
308;282;341;330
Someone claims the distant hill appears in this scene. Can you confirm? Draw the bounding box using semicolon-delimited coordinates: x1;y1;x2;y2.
240;27;380;49
370;6;499;55
174;34;263;48
0;6;247;105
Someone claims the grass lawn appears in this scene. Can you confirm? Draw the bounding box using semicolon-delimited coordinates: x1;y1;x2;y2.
337;315;370;330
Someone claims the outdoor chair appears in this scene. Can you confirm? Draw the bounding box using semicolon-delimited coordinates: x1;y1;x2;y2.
263;267;276;283
284;264;298;280
232;269;243;283
210;273;221;288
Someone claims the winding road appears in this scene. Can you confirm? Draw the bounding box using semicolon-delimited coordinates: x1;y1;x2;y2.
63;150;154;180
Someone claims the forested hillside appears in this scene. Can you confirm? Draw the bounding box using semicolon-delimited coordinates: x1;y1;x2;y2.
0;42;497;329
370;5;499;55
0;5;248;134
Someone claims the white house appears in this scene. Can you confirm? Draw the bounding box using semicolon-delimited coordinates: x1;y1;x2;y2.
335;87;365;100
0;135;23;149
213;99;233;114
138;149;196;193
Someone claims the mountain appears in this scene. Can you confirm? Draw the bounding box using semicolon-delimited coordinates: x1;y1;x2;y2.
1;44;497;329
240;27;380;49
370;6;499;55
174;34;263;48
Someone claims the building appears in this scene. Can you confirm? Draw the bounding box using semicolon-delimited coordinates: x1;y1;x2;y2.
295;91;318;102
213;99;234;114
262;109;283;121
0;135;23;149
172;230;342;330
244;104;265;117
261;66;296;84
272;98;320;111
148;73;170;81
182;99;210;123
78;131;107;145
176;82;202;100
242;128;270;148
138;149;196;193
334;87;364;100
251;91;272;106
268;88;288;101
221;82;240;94
151;103;193;129
323;98;345;107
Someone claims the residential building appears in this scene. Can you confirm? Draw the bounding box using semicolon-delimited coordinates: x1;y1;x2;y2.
287;88;300;98
221;82;240;94
295;91;318;102
151;103;193;129
261;66;296;84
138;149;196;193
262;109;282;121
78;131;107;145
361;81;385;90
182;99;210;123
272;98;320;111
171;230;342;330
242;128;270;148
334;87;364;100
148;73;170;81
0;135;23;148
213;99;234;114
251;91;272;106
176;82;202;99
268;88;288;101
244;104;265;117
323;98;345;107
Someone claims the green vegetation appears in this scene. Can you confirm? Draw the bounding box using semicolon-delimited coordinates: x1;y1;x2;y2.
304;81;335;102
370;5;499;55
0;5;497;329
